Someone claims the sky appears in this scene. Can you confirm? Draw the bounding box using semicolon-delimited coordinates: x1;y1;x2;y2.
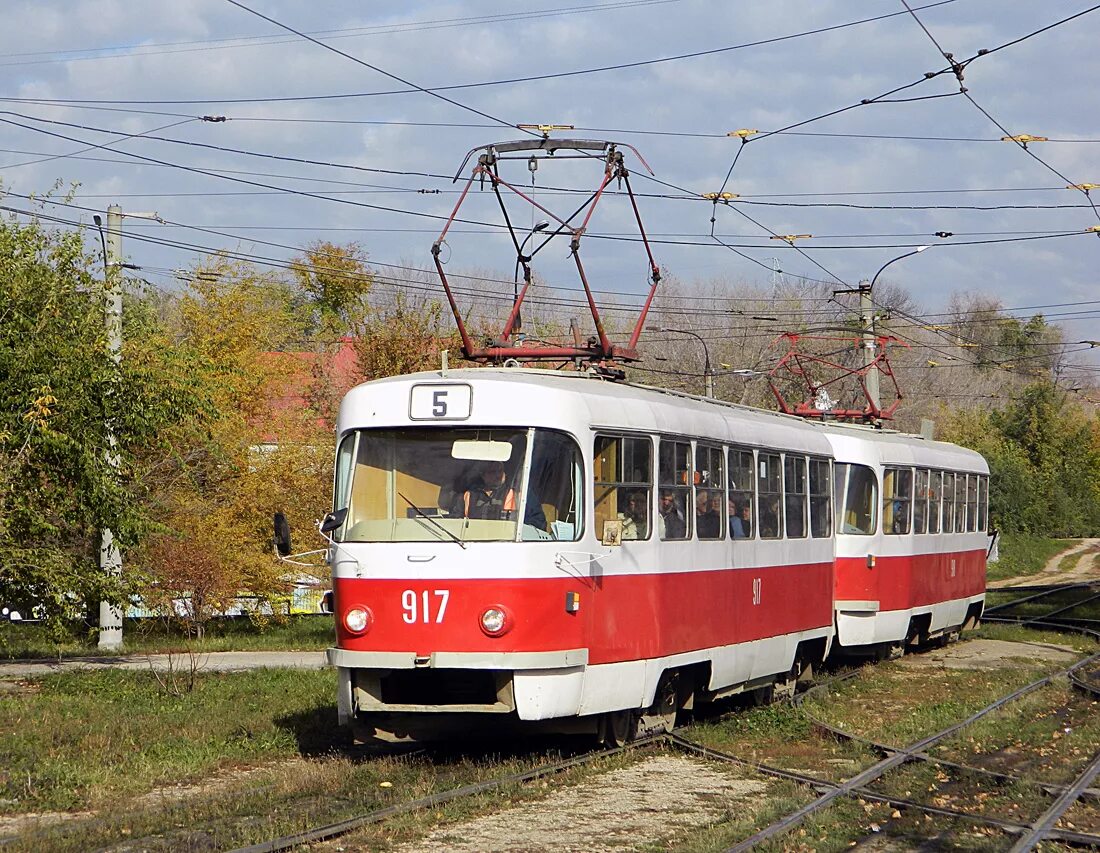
1;0;1098;364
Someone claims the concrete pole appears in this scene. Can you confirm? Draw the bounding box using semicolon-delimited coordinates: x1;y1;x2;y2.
98;204;124;650
859;282;880;413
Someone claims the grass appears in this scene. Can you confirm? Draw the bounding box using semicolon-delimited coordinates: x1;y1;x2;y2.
983;587;1100;624
675;634;1094;851
0;614;334;660
751;798;1010;853
988;534;1080;582
5;620;1098;850
0;668;338;816
799;659;1066;748
0;663;688;852
9;720;662;853
932;683;1100;788
687;693;879;781
869;682;1100;830
974;622;1097;654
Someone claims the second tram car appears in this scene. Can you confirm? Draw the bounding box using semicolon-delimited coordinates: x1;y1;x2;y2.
313;368;988;742
824;425;988;655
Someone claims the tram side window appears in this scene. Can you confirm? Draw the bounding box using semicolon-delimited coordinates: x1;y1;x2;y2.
978;475;989;532
927;470;942;534
809;457;832;538
883;467;913;535
834;463;877;535
954;472;967;533
941;472;955;532
593;434;652;541
695;444;725;540
526;430;585;541
757;452;783;539
728;448;755;539
784;454;807;538
658;439;692;540
913;468;929;534
966;474;978;532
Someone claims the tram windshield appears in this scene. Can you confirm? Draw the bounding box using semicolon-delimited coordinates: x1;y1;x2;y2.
333;427;583;543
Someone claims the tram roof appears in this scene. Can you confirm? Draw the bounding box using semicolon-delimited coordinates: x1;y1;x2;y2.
813;420;988;473
339;368;984;467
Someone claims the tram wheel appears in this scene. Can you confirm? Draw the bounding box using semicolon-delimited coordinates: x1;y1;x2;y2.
637;673;679;736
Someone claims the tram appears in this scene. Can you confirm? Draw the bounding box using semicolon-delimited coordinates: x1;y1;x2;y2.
824;424;988;654
296;367;988;742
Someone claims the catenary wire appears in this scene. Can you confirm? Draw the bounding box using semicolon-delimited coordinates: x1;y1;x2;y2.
0;117;199;171
0;1;959;106
220;0;529;136
7;197;1096;338
5;201;1096;391
898;0;1100;223
0;2;684;68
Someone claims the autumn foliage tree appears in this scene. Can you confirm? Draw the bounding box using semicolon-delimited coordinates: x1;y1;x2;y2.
137;258;332;633
0;212;213;629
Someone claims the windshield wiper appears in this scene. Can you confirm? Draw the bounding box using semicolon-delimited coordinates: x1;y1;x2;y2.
398;492;466;549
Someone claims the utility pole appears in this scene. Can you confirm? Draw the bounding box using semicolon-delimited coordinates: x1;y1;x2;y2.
859;281;880;413
94;205;160;650
97;204;124;650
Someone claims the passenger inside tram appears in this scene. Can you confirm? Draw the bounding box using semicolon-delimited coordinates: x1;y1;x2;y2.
729;499;750;538
658;490;686;539
617;490;647;540
696;489;721;538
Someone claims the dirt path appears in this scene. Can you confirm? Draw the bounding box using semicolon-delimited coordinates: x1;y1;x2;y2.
989;538;1100;589
897;638;1079;671
390;754;767;853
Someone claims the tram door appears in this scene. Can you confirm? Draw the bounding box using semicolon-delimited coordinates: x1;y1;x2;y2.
833;462;880;605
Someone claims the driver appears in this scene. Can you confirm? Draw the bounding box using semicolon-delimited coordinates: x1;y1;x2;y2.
463;461;517;520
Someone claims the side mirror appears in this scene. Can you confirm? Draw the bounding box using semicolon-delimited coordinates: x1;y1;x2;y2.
273;512;292;557
320;507;349;535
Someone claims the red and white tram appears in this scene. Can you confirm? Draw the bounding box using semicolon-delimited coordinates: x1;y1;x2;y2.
317;368;988;741
825;425;988;654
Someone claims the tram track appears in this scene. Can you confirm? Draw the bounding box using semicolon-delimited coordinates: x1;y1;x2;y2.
716;583;1100;851
226;736;670;853
227;604;1100;853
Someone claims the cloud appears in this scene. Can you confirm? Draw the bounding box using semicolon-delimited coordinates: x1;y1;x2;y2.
0;0;1095;362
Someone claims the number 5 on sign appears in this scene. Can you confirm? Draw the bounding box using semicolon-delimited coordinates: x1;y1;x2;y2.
409;384;472;420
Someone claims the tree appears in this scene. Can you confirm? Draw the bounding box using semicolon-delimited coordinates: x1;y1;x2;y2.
0;212;213;628
354;290;464;380
942;382;1100;536
290;240;373;337
137;259;332;634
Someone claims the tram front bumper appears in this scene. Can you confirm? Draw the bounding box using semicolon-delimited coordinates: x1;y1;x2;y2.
328;647;589;725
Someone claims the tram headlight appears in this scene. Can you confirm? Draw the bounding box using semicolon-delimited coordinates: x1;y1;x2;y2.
479;605;513;637
344;606;372;634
